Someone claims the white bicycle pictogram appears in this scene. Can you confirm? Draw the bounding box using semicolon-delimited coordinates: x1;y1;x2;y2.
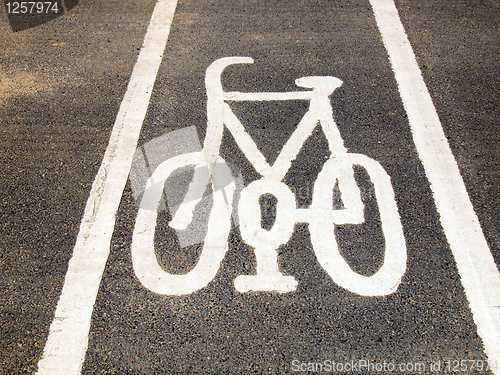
132;57;407;297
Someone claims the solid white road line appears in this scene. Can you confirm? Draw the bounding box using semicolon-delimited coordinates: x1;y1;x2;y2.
36;0;178;373
370;0;500;371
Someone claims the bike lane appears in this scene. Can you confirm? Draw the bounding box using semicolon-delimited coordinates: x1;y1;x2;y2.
33;0;499;373
69;0;496;373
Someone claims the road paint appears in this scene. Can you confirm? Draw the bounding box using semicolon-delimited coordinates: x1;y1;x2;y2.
129;126;244;247
37;0;499;371
133;153;236;295
132;57;407;296
370;0;500;370
36;0;178;373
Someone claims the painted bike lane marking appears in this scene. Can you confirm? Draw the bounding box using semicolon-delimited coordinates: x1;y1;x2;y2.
370;0;500;371
37;0;500;373
36;0;178;373
132;57;407;297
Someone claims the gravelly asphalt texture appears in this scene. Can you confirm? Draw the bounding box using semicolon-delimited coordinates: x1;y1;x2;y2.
1;0;499;373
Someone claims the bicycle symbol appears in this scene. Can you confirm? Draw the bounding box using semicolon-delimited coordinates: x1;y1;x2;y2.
132;57;407;297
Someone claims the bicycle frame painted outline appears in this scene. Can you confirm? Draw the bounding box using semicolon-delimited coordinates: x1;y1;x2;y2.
132;57;407;296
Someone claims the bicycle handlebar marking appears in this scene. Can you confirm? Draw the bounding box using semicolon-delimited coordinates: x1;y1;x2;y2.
132;57;407;296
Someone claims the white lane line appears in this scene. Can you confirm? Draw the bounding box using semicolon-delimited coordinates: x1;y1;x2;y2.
370;0;500;370
36;0;178;373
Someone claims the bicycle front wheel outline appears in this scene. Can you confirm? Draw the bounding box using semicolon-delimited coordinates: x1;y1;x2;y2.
131;151;235;295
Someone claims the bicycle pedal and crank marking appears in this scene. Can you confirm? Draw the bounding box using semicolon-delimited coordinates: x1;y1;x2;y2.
132;57;407;296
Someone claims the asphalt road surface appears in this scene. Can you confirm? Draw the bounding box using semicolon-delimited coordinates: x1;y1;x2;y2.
1;0;499;374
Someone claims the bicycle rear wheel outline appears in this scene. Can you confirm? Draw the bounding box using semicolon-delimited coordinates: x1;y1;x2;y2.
309;154;407;296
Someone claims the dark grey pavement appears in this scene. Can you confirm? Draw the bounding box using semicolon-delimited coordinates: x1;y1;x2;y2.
1;0;499;373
